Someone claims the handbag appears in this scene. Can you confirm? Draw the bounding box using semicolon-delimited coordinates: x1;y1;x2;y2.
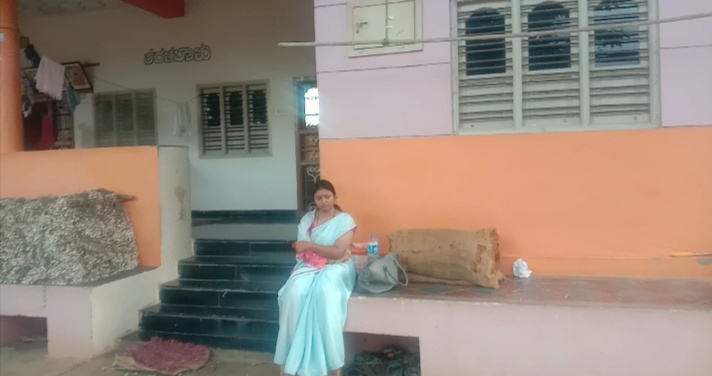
357;252;409;294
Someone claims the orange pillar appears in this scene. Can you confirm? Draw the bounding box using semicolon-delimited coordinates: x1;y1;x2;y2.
0;0;24;153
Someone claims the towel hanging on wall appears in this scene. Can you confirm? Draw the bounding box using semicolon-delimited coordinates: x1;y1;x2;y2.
35;56;66;100
173;102;192;137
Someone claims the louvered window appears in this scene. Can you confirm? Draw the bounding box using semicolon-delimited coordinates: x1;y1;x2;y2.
198;83;270;157
94;90;157;147
455;0;656;134
590;0;650;125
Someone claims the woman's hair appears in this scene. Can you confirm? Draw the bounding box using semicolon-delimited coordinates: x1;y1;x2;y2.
313;179;342;211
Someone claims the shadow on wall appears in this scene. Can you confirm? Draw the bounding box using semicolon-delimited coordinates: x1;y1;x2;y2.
0;316;47;346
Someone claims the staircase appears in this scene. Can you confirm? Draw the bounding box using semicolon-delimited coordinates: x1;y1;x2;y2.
138;219;297;353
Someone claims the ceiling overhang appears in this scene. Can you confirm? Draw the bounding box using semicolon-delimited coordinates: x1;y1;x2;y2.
122;0;184;18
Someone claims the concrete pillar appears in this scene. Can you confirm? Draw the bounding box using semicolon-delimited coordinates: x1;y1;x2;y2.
0;0;24;153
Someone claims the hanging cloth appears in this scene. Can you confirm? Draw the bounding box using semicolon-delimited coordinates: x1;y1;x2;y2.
24;44;42;68
22;100;33;118
173;102;192;136
20;75;35;118
39;115;56;150
64;87;81;114
36;56;65;100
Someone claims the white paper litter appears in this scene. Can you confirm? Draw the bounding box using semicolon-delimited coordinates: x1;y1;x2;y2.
513;258;532;279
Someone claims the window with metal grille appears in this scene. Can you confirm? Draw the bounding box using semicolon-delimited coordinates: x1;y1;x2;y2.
94;90;157;147
455;0;656;134
198;82;270;157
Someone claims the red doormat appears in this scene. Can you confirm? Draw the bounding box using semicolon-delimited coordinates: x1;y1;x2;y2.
113;337;211;375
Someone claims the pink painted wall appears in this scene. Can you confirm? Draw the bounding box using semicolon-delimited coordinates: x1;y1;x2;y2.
315;0;452;139
314;0;712;139
659;0;712;127
345;297;712;375
319;64;453;139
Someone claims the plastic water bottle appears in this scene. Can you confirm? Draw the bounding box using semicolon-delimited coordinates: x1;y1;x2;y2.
366;233;380;260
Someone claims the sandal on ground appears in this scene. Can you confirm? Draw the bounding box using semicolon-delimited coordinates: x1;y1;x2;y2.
351;363;386;376
344;365;363;376
386;360;405;376
354;352;384;365
348;352;387;376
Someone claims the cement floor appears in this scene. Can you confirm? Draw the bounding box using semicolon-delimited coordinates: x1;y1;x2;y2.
0;340;280;376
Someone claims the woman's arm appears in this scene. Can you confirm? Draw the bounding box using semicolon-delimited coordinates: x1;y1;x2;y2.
296;213;313;242
294;231;355;260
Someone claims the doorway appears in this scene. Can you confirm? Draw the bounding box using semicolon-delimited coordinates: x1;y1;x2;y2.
294;78;320;213
23;99;74;151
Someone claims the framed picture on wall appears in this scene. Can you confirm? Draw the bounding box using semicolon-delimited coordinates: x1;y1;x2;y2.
63;62;93;93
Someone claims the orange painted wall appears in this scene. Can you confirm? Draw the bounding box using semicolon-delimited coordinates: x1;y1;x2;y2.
321;127;712;279
0;147;161;266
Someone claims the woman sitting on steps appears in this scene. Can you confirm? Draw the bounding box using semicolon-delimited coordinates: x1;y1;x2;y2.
275;179;357;376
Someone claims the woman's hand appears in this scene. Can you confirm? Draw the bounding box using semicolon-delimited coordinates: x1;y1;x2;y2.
292;241;313;254
330;252;351;264
301;231;355;260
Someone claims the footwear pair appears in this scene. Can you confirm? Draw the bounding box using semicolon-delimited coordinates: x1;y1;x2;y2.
345;350;421;376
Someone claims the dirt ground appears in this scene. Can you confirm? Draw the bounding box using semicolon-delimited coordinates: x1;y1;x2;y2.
0;341;280;376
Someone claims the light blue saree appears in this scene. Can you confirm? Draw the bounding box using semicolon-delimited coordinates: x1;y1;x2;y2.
275;211;357;376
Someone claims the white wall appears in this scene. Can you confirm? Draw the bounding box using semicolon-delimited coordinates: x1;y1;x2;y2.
90;146;193;356
20;0;316;210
